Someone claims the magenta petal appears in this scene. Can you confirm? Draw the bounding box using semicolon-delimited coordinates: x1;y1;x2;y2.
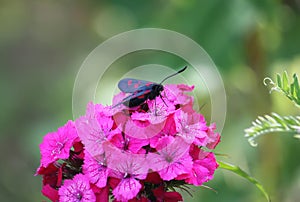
93;185;109;202
41;184;59;202
125;118;166;139
153;136;174;150
206;123;221;149
112;178;142;201
127;137;149;153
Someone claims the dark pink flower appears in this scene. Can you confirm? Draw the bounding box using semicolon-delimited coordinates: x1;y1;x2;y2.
112;177;142;202
144;172;163;184
180;146;218;186
148;116;176;148
72;141;85;159
75;102;119;157
103;142;149;201
153;186;183;202
40;121;78;167
174;110;208;145
149;136;193;180
159;114;177;136
41;184;59;202
58;174;96;202
83;151;109;188
36;163;64;188
103;142;150;178
91;184;109;202
151;135;174;150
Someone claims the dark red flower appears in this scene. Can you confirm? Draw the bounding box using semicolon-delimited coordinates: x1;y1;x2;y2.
153;186;183;202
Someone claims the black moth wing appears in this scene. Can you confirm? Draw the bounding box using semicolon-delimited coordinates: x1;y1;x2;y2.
118;78;156;93
120;88;153;107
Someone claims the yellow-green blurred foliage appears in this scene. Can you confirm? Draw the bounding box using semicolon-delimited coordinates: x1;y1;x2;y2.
1;0;300;201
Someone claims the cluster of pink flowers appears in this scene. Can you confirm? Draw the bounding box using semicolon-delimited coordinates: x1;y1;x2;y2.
36;84;220;202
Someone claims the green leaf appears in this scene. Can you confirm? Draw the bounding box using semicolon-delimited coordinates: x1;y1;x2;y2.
218;161;270;202
282;71;289;92
265;72;300;108
276;73;282;88
293;74;300;102
245;113;300;146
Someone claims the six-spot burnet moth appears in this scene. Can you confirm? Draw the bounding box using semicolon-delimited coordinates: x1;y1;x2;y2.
113;66;187;108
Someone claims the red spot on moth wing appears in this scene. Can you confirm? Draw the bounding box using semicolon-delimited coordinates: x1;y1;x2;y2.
134;84;139;88
145;82;152;86
138;95;145;99
127;80;133;86
144;90;151;94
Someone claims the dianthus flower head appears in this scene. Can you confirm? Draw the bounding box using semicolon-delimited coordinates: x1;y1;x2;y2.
39;120;78;167
37;83;221;202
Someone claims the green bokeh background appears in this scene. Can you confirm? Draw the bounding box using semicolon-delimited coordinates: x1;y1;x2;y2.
1;0;300;201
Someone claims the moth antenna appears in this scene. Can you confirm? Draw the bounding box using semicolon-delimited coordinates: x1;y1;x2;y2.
159;66;187;84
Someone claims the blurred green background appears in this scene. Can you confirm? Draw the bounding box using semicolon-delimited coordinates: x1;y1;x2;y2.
1;0;300;201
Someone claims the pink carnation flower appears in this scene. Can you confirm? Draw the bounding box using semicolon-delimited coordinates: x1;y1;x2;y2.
39;120;78;167
188;152;218;185
83;151;109;188
149;136;193;180
103;142;149;201
178;145;219;186
75;102;119;157
174;110;207;145
103;142;150;178
58;174;96;202
112;178;142;202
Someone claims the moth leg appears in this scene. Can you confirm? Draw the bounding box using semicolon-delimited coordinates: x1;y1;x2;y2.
163;91;171;102
159;94;168;107
154;98;157;116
